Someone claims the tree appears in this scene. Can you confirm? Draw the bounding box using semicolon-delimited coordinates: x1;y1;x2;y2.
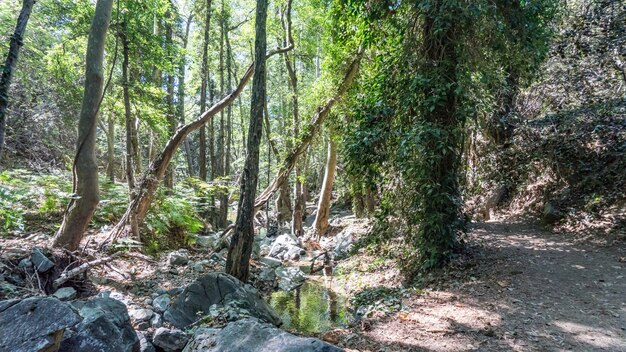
225;0;268;282
313;135;337;238
53;0;115;250
0;0;36;163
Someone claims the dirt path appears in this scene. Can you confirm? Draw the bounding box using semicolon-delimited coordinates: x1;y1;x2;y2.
344;221;626;351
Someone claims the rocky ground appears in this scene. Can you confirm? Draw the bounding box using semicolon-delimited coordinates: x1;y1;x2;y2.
1;211;625;351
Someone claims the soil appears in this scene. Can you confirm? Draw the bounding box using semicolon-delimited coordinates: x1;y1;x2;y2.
335;221;626;352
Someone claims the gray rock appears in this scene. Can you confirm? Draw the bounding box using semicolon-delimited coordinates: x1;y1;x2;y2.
53;287;77;301
153;327;189;352
0;297;81;352
268;234;301;260
275;267;305;291
168;250;189;266
60;297;139;352
284;245;306;261
137;331;156;352
333;230;354;260
258;268;276;282
153;294;171;313
18;258;33;269
163;272;281;328
182;318;342;352
150;313;163;328
259;256;282;268
542;202;564;225
129;308;155;322
31;248;54;273
195;233;219;249
192;262;205;272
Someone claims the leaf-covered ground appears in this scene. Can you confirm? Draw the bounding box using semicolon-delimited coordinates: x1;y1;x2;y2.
332;221;626;351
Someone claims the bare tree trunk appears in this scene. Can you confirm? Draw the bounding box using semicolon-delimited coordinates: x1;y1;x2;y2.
164;11;176;189
226;0;268;282
216;0;228;228
105;114;115;182
121;21;135;196
0;0;36;162
313;138;337;237
53;0;114;250
179;14;194;176
199;0;212;182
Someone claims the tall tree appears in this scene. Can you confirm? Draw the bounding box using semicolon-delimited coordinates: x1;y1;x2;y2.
121;20;135;196
216;0;228;229
225;0;268;282
198;0;212;182
0;0;36;163
53;0;114;250
313;135;337;237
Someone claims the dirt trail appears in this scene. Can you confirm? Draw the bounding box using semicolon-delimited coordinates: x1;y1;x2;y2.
346;221;626;351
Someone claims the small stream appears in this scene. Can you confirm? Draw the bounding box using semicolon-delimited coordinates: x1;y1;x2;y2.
269;280;352;334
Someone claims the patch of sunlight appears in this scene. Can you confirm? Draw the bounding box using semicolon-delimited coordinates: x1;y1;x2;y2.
572;264;586;269
554;320;626;350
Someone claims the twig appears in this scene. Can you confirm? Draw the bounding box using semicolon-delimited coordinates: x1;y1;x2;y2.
52;252;121;290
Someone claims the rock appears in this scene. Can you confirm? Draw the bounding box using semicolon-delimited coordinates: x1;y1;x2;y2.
137;331;156;352
284;245;306;261
268;234;301;260
0;297;81;352
195;233;219;249
153;294;171;313
182;318;343;352
258;268;276;282
163;272;281;328
168;250;189;266
482;185;507;220
542;202;564;225
18;258;33;269
53;287;77;301
151;313;163;328
92;276;109;285
209;252;225;263
259;256;282;268
145;298;154;306
275;267;305;291
333;230;354;260
192;262;205;272
152;327;189;352
31;248;54;273
60;297;139;352
129;308;155;322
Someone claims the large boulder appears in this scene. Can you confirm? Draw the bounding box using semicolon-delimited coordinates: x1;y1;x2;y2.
152;327;189;352
182;318;343;352
163;273;280;328
60;297;140;352
268;234;303;260
332;230;354;260
0;297;81;352
275;267;305;291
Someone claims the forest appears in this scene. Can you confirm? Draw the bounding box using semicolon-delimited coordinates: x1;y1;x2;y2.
0;0;624;351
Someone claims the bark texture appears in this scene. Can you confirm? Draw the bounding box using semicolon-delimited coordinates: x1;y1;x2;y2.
0;0;36;162
313;138;337;237
53;0;114;250
225;0;268;282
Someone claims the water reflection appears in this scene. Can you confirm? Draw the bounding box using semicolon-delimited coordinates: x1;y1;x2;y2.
270;280;351;334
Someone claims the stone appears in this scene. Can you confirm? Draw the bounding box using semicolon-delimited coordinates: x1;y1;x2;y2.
542;202;564;225
53;287;77;301
258;268;276;282
275;267;306;291
268;234;301;260
163;272;281;328
137;331;156;352
333;230;354;260
153;294;171;313
152;327;189;352
18;258;33;269
195;233;219;249
60;297;139;352
150;313;163;328
192;262;205;272
31;248;54;273
182;318;343;352
0;297;81;352
129;308;155;322
168;250;189;266
259;256;282;268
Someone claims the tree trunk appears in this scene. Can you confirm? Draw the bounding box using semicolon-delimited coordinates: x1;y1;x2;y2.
0;0;36;162
179;14;194;176
225;0;268;282
253;49;363;213
105;114;115;182
216;0;228;228
313;138;337;238
121;21;135;196
199;0;212;182
53;0;114;250
164;11;176;189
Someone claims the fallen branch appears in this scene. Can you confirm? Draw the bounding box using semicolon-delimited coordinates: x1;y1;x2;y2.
52;252;121;290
